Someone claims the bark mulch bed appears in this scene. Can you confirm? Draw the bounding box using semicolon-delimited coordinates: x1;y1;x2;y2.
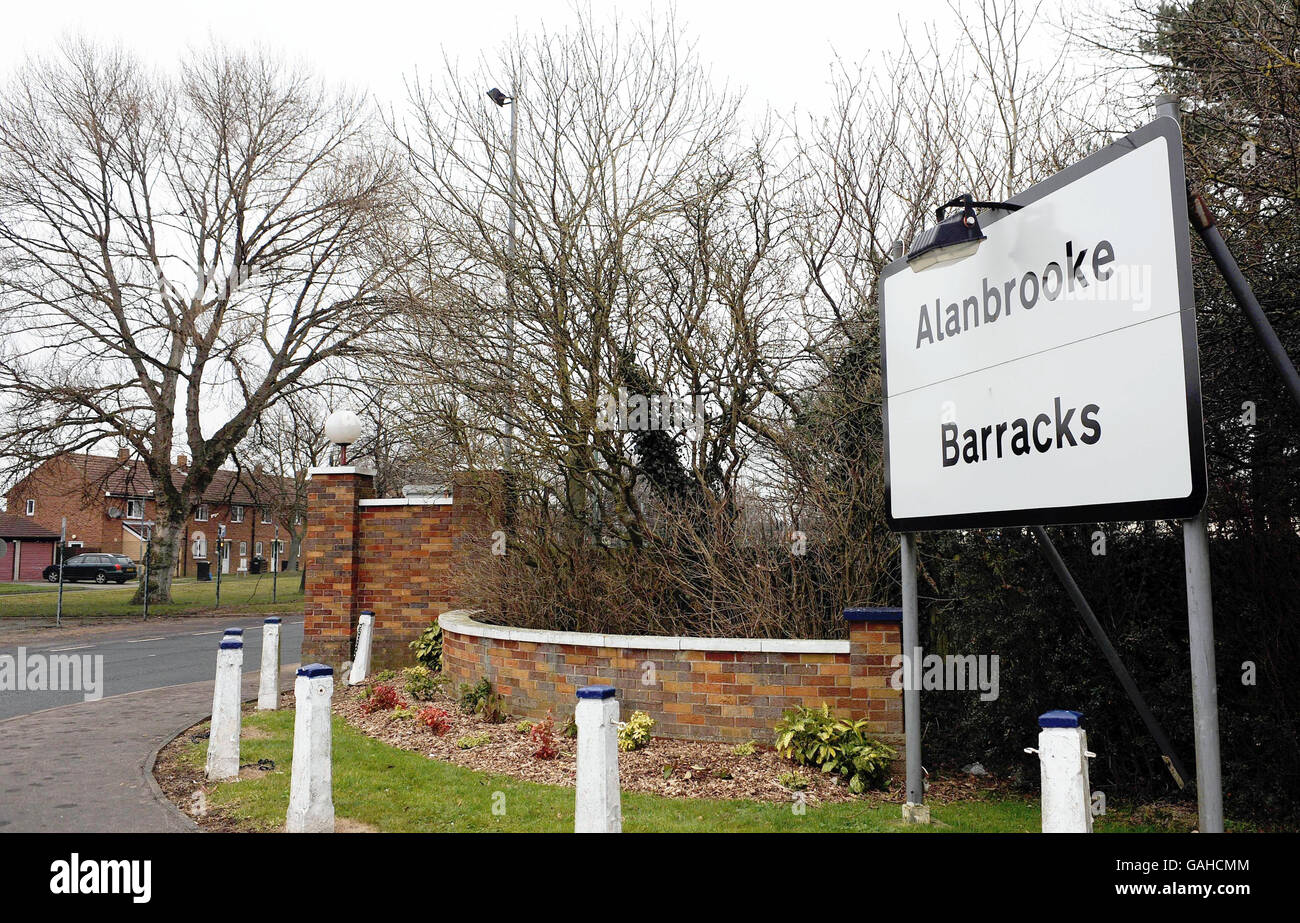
338;674;1002;808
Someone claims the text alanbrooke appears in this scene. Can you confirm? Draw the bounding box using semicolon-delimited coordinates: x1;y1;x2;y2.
915;238;1117;349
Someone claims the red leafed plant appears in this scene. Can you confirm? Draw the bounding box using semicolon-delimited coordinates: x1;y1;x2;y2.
418;706;452;735
363;683;407;714
529;710;559;759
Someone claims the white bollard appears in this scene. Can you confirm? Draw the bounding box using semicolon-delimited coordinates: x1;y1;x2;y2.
287;664;335;833
1035;709;1094;833
205;637;243;781
574;684;621;833
347;610;374;686
257;618;281;710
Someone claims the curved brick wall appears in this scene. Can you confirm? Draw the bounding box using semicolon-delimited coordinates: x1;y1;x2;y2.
439;610;902;746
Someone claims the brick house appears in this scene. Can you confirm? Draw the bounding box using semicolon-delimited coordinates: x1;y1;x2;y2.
0;513;61;581
2;450;303;579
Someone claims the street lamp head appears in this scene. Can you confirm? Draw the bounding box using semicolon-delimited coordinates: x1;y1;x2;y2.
486;87;512;107
906;194;1022;272
323;409;363;464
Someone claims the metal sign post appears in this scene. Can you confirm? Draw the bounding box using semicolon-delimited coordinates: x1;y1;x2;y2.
215;524;226;608
272;523;279;604
56;516;66;628
141;520;153;622
899;533;924;812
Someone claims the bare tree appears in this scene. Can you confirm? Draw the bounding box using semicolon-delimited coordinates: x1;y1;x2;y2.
0;39;407;601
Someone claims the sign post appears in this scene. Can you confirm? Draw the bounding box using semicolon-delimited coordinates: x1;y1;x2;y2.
215;524;225;608
880;114;1220;829
56;517;66;628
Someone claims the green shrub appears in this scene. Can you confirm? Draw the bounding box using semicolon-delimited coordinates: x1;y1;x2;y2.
409;621;443;671
458;678;492;714
456;732;491;750
617;710;655;752
515;719;536;735
777;771;809;791
457;677;507;723
561;716;578;739
773;704;896;794
403;665;440;701
374;669;398;684
731;740;758;757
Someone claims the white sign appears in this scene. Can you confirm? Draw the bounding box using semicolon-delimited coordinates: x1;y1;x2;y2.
881;117;1206;530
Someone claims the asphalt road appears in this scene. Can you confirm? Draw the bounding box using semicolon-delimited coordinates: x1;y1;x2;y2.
0;616;304;720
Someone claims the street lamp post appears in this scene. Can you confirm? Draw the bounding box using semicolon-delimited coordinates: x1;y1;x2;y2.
487;87;518;472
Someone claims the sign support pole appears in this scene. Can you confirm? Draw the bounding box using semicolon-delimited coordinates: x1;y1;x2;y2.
1156;93;1224;833
900;532;924;810
55;517;66;629
1183;509;1223;832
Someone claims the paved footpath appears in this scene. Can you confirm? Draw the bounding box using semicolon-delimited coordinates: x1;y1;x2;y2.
0;663;298;832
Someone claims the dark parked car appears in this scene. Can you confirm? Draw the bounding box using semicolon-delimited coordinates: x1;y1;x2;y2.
43;553;138;585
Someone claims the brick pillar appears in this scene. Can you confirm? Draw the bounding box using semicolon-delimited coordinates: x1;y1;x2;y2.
302;466;374;673
845;607;904;765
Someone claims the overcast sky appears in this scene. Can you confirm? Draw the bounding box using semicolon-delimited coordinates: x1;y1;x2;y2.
1;0;1126;119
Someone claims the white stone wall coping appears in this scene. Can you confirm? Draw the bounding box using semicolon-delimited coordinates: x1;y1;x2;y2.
307;464;376;477
438;609;848;655
358;497;453;507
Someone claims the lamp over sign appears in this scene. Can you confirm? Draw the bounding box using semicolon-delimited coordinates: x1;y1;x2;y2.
323;409;363;465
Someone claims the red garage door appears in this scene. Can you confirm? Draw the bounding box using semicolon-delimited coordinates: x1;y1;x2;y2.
15;540;55;581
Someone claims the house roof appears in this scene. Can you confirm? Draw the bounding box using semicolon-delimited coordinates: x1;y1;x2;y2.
0;513;61;540
61;453;293;507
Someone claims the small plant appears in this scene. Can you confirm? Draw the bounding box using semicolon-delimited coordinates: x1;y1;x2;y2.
773;704;897;794
731;740;758;757
403;665;439;701
479;692;507;724
515;719;536;735
363;683;407;714
528;711;559;759
778;771;809;791
418;706;452;735
458;677;508;723
409;621;443;671
561;715;578;739
458;678;492;714
456;732;491;750
374;669;398;683
617;710;655;752
392;706;416;721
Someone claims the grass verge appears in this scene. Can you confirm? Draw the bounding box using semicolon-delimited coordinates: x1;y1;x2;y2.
0;573;303;618
168;710;1197;833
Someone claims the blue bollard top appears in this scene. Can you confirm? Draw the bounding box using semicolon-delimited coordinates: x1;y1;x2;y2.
219;640;243;650
843;607;903;622
224;628;244;635
298;663;333;678
264;617;281;624
360;610;375;616
1039;709;1084;728
577;684;617;700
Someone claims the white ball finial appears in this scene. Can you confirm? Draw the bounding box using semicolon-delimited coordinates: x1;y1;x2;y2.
323;409;362;448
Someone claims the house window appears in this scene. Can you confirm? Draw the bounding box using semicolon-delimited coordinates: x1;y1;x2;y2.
239;541;247;556
195;504;208;522
255;541;264;556
24;499;35;516
126;498;145;520
260;508;272;524
192;532;207;559
231;505;244;523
